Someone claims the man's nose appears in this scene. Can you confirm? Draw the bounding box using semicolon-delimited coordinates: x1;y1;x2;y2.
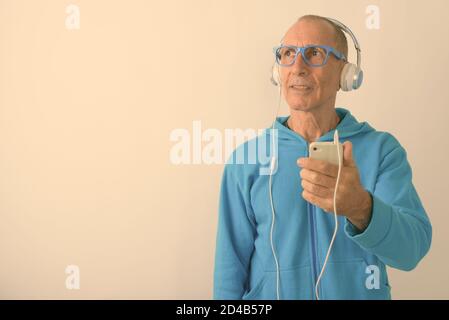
291;52;309;76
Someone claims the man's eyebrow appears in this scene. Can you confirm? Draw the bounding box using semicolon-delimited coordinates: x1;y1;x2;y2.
281;43;320;47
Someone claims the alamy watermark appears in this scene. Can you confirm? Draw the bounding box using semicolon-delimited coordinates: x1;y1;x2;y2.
169;121;278;175
65;4;80;30
65;265;80;290
366;5;380;30
365;264;380;290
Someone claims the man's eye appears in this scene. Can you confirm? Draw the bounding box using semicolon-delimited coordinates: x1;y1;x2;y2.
311;48;325;56
283;49;295;57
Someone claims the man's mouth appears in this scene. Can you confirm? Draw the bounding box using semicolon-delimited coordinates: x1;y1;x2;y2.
290;85;312;91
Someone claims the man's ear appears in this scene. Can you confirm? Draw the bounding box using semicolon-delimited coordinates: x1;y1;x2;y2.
336;61;347;92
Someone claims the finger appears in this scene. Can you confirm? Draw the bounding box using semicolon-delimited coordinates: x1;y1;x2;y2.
301;179;333;198
302;190;333;212
343;141;356;167
298;157;339;178
300;168;336;189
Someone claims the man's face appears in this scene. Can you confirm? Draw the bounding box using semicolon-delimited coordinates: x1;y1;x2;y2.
279;19;346;112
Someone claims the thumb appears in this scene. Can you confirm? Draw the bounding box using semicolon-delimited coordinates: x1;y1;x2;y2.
342;141;356;167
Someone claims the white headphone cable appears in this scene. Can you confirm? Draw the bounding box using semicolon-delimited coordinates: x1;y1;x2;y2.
314;129;342;300
269;64;282;300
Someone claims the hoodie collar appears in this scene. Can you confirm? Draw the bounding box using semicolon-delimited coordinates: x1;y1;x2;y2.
268;107;374;145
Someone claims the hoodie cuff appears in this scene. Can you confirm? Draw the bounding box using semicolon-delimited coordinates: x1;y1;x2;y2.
344;193;393;249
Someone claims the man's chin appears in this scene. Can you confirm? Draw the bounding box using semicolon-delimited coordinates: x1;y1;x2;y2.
286;99;314;112
290;106;312;112
286;93;314;108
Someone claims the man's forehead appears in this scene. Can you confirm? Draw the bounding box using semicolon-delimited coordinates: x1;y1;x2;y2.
282;19;337;47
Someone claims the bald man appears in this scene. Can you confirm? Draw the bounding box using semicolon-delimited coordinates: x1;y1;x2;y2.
213;15;432;300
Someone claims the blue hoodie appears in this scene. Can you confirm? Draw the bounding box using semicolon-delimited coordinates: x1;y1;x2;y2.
213;107;432;300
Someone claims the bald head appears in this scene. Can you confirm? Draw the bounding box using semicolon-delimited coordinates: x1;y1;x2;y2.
278;15;350;114
283;15;348;58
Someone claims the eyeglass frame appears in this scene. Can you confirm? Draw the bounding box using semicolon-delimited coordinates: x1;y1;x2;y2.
273;44;347;67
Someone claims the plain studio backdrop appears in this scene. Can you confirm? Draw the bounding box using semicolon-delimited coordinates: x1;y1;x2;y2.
0;0;448;299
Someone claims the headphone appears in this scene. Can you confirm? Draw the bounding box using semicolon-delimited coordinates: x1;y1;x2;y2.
270;17;363;92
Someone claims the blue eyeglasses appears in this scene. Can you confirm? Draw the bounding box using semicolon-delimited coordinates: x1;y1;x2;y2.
273;44;347;67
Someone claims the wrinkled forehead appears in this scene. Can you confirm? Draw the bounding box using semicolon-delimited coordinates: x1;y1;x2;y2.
281;19;337;48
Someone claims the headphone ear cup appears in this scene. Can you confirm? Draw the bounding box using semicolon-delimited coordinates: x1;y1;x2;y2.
340;63;363;91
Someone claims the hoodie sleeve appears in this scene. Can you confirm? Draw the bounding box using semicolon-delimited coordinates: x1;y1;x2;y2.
344;141;432;271
213;162;257;299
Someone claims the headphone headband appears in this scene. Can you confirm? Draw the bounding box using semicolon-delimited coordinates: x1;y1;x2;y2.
324;17;362;68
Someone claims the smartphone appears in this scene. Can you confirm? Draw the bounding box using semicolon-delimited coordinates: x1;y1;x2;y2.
309;141;343;166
